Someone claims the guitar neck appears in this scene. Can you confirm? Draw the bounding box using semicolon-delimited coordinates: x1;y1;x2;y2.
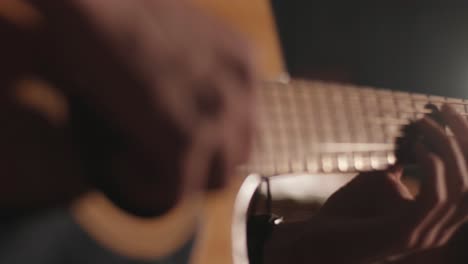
247;79;468;176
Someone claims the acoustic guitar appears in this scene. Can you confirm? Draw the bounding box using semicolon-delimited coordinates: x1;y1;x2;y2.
186;2;468;264
2;1;468;264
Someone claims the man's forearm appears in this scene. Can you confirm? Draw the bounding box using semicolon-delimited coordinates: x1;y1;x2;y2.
263;217;402;264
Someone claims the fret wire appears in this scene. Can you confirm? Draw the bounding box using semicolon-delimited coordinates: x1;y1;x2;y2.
301;82;318;150
258;81;468;135
250;79;468;175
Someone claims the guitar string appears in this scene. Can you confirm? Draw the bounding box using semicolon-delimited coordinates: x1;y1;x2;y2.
246;80;468;176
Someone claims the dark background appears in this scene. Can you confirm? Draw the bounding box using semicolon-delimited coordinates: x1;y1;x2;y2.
272;0;468;98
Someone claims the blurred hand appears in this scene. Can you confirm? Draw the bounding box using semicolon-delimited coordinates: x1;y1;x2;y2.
266;104;468;263
0;0;255;216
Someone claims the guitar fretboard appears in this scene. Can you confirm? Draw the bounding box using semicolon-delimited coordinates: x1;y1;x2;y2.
247;79;468;176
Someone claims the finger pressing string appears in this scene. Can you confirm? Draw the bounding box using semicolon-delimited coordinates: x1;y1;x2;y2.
410;143;448;249
433;192;468;246
441;103;468;160
417;117;468;195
